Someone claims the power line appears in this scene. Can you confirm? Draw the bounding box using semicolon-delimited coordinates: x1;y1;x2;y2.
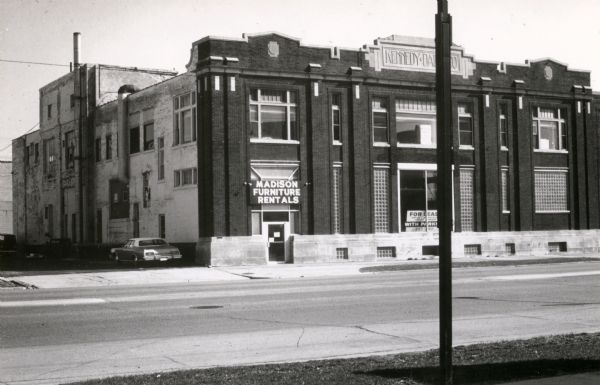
0;122;40;152
0;58;69;68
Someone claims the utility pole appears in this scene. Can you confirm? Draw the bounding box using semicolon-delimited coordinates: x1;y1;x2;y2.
435;1;453;384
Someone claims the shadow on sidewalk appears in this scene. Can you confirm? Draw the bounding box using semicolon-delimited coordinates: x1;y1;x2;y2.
357;359;600;384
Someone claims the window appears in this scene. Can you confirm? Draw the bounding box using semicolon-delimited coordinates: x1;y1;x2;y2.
373;167;390;232
460;168;474;231
174;167;197;187
157;136;165;181
158;214;166;239
143;122;154;151
534;169;568;212
458;104;473;147
47;104;52;119
173;92;196;145
499;103;508;149
129;126;140;154
331;94;342;144
25;145;30;166
396;99;436;146
501;168;510;213
332;166;343;233
95;137;101;162
372;98;389;145
532;107;567;151
65;131;76;168
377;247;396;258
105;134;112;160
43;138;56;177
249;89;298;141
336;248;348;260
34;143;39;163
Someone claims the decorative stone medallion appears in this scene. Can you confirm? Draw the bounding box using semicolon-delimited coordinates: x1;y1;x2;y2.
544;65;553;80
268;41;279;58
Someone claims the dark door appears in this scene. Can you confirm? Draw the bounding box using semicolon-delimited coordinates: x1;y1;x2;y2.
268;224;285;262
133;203;139;237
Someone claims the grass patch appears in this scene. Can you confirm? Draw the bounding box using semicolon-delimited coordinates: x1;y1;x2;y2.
360;257;600;273
67;333;600;385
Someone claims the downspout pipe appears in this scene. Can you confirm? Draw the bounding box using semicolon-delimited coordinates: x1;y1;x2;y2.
117;84;137;181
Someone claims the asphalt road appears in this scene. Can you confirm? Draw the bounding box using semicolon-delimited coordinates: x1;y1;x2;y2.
1;261;599;385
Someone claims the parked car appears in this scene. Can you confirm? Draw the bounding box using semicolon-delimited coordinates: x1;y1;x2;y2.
109;238;182;263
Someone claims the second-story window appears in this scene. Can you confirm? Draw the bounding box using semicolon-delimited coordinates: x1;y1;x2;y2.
331;94;342;144
130;126;140;154
532;107;567;151
143;122;154;151
105;134;112;160
43;137;56;178
173;92;196;145
499;103;508;149
458;103;473;147
249;89;297;141
47;104;52;120
396;99;436;147
372;98;389;145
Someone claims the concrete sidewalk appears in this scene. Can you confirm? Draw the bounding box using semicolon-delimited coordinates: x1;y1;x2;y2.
2;254;598;289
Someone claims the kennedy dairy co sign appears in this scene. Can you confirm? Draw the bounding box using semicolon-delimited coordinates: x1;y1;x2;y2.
250;180;301;204
365;35;476;79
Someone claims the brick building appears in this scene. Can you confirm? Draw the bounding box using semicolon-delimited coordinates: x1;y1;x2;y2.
12;32;600;265
0;161;12;234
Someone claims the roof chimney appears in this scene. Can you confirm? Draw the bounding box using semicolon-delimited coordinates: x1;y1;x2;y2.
73;32;81;68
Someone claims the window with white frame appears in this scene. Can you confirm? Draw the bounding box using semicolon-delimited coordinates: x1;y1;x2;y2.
372;98;389;145
460;168;474;231
332;165;343;233
174;167;197;187
331;94;342;144
499;103;508;149
534;169;568;212
249;89;297;141
143;122;154;151
396;99;436;146
173;92;196;145
458;104;473;147
373;166;390;232
532;107;567;151
501;168;510;213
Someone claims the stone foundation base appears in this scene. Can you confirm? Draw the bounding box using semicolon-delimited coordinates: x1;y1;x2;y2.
196;230;600;266
196;236;266;266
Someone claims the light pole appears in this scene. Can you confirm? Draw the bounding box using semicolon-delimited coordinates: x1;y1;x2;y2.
435;1;453;384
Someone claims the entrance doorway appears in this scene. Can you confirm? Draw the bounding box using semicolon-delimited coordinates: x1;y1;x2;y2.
267;223;285;262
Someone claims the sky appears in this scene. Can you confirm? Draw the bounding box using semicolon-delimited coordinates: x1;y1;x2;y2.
1;0;599;161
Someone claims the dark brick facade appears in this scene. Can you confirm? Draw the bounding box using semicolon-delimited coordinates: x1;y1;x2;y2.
191;33;600;247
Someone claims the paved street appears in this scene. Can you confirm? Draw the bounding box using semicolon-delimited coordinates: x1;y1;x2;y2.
1;261;599;385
